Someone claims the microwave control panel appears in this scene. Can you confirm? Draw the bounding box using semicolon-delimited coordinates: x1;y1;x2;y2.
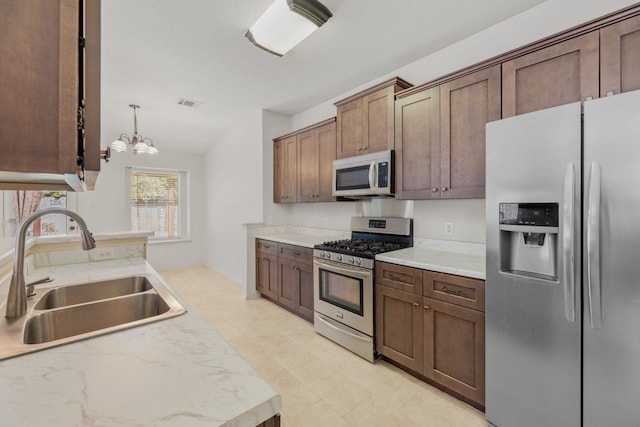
378;161;389;188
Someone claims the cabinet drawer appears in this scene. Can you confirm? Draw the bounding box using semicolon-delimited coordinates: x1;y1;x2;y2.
376;262;423;295
423;271;485;312
278;243;312;264
256;239;278;256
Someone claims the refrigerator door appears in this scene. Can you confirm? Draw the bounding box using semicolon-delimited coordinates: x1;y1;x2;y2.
486;102;581;427
583;90;640;426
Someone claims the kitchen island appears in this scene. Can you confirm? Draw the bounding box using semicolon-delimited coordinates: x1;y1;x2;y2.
0;236;281;426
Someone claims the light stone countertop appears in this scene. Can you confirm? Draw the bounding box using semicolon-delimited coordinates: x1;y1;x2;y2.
0;257;280;426
255;230;348;248
376;239;486;280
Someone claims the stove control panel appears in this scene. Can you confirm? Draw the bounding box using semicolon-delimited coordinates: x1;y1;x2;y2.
314;250;371;269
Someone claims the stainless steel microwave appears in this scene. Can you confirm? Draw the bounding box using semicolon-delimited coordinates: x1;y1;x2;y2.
332;149;394;197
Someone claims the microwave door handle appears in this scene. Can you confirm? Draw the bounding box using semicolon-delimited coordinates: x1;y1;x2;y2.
368;161;377;189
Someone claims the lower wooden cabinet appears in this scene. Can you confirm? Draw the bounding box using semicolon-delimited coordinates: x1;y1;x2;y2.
255;239;314;322
423;296;485;405
375;261;485;409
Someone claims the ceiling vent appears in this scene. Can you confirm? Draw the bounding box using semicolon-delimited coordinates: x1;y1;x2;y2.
177;98;202;108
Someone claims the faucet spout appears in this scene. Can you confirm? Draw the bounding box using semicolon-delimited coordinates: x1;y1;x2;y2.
5;208;96;318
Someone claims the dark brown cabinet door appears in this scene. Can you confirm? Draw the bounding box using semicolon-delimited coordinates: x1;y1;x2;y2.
273;136;297;203
601;14;640;96
277;258;299;311
296;261;314;322
297;128;318;202
375;284;423;373
423;296;485;406
423;271;485;312
440;65;501;199
395;86;440;200
502;32;599;118
316;119;337;202
0;0;101;186
256;253;278;300
362;86;395;154
336;98;363;159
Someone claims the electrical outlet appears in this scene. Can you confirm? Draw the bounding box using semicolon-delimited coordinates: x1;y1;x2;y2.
323;217;329;227
445;222;454;235
267;216;273;224
94;247;115;261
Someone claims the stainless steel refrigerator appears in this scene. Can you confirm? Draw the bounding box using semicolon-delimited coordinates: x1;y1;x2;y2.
485;89;640;427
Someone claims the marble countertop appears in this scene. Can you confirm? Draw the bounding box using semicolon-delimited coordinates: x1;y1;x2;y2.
376;239;486;280
0;258;280;426
255;231;346;248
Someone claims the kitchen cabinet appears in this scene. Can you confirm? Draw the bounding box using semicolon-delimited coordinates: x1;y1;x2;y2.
256;239;278;300
297;118;336;202
601;14;640;96
273;136;297;203
255;239;314;322
375;261;486;408
395;65;500;200
274;118;335;204
335;77;412;159
0;0;102;191
502;32;599;118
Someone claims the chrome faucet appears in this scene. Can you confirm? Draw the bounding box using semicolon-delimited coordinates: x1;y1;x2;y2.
5;208;96;318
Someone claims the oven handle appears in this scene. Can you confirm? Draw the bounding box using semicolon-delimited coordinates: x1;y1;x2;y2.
314;259;372;280
314;314;372;343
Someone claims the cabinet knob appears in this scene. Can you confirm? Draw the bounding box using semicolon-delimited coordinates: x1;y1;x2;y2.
432;188;438;192
424;305;430;310
362;146;368;150
413;303;419;308
441;187;448;192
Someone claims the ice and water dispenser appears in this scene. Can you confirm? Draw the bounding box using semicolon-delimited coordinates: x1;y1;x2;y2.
498;203;559;281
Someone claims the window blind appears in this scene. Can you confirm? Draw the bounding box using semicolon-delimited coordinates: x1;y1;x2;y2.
130;170;181;239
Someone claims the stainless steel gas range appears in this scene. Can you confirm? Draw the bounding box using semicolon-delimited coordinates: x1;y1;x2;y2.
313;216;412;362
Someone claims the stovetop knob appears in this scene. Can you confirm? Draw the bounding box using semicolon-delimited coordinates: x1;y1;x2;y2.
349;257;355;264
355;258;362;266
326;252;331;259
337;254;343;261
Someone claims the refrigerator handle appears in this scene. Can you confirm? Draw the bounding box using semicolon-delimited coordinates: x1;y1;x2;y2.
562;163;576;322
587;162;602;330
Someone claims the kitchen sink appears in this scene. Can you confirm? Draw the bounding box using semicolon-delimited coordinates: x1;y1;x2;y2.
34;276;153;309
25;293;170;344
0;274;186;360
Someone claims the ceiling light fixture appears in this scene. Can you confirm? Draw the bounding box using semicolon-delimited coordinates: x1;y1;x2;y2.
245;0;332;57
110;104;158;155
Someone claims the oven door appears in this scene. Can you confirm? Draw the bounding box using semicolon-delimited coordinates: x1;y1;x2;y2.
313;258;373;336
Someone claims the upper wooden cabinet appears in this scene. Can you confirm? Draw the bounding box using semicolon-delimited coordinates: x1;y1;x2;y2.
297;118;336;202
601;14;640;96
502;32;599;118
273;118;336;204
0;0;101;190
273;135;297;203
335;77;412;159
395;65;500;200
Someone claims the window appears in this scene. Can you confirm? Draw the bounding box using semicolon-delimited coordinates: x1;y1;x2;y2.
1;190;75;237
129;168;187;240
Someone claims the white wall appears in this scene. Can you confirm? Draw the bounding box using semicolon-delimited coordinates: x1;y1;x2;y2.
203;111;264;285
76;149;205;271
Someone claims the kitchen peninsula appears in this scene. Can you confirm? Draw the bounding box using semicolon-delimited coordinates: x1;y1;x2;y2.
0;234;280;426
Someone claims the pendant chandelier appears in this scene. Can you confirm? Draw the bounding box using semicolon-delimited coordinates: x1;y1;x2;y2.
110;104;158;155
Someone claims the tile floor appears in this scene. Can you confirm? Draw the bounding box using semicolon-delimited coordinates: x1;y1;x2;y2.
160;266;486;427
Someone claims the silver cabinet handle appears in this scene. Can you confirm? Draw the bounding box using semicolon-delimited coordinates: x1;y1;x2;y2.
442;286;464;296
441;187;448;192
432;188;438;192
413;302;419;308
586;162;602;330
424;305;430;310
562;163;576;322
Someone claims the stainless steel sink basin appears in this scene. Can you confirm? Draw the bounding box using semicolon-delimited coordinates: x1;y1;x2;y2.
0;274;186;360
25;293;170;344
34;276;153;309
